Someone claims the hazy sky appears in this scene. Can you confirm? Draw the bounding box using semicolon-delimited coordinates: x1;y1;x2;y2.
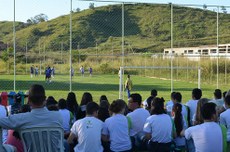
0;0;229;22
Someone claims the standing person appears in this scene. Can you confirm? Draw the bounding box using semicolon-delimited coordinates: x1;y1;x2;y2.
30;65;34;78
71;67;74;77
45;66;52;83
125;75;133;98
80;66;84;77
102;99;132;152
89;67;93;76
51;66;55;78
67;102;104;152
184;103;223;152
35;66;39;77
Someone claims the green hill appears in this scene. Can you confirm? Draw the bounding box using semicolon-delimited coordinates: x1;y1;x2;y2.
0;4;230;54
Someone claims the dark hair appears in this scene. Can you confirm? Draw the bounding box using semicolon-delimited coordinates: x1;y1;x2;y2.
146;96;154;110
14;94;22;103
130;93;142;106
171;92;176;98
28;84;46;106
223;91;227;99
100;95;108;102
66;92;78;118
194;98;209;125
58;98;67;109
20;104;31;113
151;89;158;97
100;100;110;110
173;103;183;136
86;102;99;115
80;92;93;106
109;99;126;114
46;96;57;107
192;88;202;100
214;89;222;99
225;95;230;106
151;97;166;115
201;102;216;120
173;92;182;103
47;105;59;111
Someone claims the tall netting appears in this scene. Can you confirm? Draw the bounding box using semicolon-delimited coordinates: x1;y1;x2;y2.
1;1;230;102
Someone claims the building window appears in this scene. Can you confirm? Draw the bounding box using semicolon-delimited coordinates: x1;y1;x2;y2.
165;51;169;54
188;50;193;54
184;50;187;53
202;49;208;55
210;49;216;53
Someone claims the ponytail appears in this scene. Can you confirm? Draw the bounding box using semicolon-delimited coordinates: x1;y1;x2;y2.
173;103;183;136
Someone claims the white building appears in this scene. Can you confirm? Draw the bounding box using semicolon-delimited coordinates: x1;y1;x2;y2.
163;44;230;60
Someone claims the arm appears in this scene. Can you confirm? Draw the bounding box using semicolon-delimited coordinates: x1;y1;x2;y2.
67;132;78;144
101;134;109;142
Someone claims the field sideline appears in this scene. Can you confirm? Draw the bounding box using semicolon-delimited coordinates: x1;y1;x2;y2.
0;74;229;103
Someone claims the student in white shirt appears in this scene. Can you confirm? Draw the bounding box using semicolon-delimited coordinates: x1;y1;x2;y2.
172;103;187;149
186;88;202;126
220;95;230;142
127;93;150;149
102;99;132;152
67;102;104;152
143;97;172;152
184;102;223;152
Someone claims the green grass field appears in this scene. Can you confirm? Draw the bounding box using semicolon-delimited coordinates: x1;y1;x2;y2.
0;74;229;104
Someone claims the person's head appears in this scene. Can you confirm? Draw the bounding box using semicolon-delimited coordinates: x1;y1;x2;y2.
151;89;157;97
214;89;222;99
128;93;142;111
14;93;22;104
194;98;209;125
172;92;182;103
109;99;126;114
223;91;227;99
224;95;230;108
28;84;46;107
20;104;31;113
58;98;67;109
100;95;108;103
201;102;217;121
170;92;176;100
46;96;57;107
146;96;154;111
151;97;166;115
80;92;93;106
192;88;202;100
172;103;183;136
86;102;99;117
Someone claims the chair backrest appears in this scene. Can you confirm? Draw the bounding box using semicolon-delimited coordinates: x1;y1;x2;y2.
19;127;64;152
0;128;16;152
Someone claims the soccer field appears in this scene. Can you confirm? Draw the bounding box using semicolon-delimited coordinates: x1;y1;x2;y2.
0;74;228;103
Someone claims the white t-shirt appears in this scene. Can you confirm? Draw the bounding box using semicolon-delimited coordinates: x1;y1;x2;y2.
127;108;150;136
209;99;224;112
220;109;230;141
59;109;71;132
185;122;223;152
143;114;172;143
71;116;103;152
102;114;131;152
186;99;198;125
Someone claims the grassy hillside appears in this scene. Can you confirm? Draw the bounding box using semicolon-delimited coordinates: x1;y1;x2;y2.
0;4;230;54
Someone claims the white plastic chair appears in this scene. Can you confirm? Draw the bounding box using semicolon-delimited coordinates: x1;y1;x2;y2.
19;127;64;152
0;128;16;152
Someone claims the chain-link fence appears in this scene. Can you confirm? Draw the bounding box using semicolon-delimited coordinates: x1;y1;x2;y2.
1;1;230;101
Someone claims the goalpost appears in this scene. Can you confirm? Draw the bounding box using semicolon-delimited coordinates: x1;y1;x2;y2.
119;66;201;99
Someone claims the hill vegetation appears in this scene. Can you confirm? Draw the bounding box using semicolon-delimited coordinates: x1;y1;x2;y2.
0;4;230;55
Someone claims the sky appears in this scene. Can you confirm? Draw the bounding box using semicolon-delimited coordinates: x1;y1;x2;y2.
0;0;229;22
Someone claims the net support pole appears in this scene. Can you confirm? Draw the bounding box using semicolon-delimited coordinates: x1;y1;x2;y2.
198;67;201;89
170;3;174;92
216;6;219;89
13;0;16;91
119;67;124;99
69;0;73;92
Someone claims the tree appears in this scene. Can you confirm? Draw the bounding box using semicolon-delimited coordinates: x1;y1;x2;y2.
221;6;227;14
76;8;81;12
26;13;48;25
89;3;95;9
203;4;207;10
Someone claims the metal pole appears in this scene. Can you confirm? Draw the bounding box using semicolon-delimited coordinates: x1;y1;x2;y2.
13;0;16;91
119;67;123;99
225;45;228;84
39;39;41;75
69;0;73;92
216;7;219;89
198;67;201;89
122;3;124;68
170;3;173;92
78;43;80;64
26;41;27;74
